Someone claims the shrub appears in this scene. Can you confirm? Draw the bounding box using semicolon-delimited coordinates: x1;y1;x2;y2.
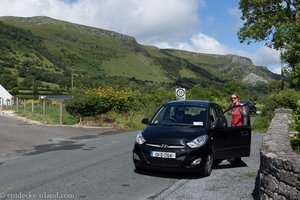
86;87;142;112
65;94;111;118
261;89;300;120
293;100;300;132
252;115;271;133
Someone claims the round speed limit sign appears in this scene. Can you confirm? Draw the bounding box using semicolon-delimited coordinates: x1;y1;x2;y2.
176;88;186;100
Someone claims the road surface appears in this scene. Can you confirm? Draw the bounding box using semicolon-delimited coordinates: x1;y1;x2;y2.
0;114;262;200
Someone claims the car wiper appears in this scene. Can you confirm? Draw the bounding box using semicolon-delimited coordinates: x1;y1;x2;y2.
158;123;198;127
157;122;179;126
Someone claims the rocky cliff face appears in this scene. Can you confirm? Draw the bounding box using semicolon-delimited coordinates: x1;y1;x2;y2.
228;55;253;67
242;72;268;84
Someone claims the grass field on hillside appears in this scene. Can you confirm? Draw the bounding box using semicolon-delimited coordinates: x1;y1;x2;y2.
102;53;170;83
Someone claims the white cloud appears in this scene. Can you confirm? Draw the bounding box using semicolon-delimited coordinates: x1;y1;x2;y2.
251;46;280;66
155;33;281;74
268;64;282;74
245;46;281;74
187;33;229;54
154;33;229;55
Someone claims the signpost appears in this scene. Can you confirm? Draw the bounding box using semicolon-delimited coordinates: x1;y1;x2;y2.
40;96;47;115
176;88;186;100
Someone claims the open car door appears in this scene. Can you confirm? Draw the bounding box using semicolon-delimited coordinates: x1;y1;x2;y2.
213;104;251;160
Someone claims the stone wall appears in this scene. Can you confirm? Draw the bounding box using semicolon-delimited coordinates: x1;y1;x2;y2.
260;109;300;200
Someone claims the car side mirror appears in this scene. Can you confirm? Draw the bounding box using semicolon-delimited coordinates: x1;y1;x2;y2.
141;118;150;124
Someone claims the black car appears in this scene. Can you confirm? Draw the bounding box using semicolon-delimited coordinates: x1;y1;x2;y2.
241;100;257;115
133;100;251;176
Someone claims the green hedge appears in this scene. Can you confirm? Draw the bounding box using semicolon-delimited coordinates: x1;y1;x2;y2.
261;89;300;120
65;94;111;117
293;100;300;132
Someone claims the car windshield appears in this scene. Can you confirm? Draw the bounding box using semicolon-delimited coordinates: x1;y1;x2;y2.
151;105;207;126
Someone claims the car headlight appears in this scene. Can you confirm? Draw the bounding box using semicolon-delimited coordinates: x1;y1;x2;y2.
187;135;208;148
136;132;146;144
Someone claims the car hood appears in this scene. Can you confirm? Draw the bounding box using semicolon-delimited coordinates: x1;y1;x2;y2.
142;125;207;144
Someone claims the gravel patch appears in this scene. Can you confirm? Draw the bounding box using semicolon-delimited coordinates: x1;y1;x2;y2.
154;133;263;200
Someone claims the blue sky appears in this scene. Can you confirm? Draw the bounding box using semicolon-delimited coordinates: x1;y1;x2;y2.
199;0;262;52
0;0;281;74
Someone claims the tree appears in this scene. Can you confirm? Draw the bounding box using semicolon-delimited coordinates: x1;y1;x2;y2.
21;76;34;88
267;80;283;93
0;74;18;89
224;80;242;96
282;29;300;87
239;0;299;49
190;85;218;101
238;0;300;87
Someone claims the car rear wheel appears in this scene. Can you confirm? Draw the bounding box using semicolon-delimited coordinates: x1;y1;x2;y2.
228;157;243;167
201;152;213;177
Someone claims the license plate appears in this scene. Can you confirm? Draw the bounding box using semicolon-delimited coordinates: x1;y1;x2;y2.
150;151;176;159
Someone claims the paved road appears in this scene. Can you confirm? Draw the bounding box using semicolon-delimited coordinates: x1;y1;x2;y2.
0;129;180;200
0;114;117;156
0;115;263;200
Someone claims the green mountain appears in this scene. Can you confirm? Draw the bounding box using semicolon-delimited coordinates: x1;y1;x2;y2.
0;16;280;93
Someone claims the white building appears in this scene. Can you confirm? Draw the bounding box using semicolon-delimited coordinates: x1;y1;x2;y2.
0;84;13;106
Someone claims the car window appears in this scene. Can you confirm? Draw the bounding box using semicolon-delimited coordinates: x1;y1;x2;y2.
214;104;223;117
152;106;167;122
209;106;217;127
151;105;208;126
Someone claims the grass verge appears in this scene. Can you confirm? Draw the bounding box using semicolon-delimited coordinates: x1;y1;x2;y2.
290;133;300;155
252;115;270;133
9;105;78;125
240;172;257;178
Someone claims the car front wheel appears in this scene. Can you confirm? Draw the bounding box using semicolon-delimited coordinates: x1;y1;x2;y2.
201;152;213;177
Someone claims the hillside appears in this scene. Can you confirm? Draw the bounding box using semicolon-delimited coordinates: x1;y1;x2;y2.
0;16;280;94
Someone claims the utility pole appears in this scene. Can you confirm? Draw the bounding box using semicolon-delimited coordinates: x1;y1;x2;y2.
71;67;78;90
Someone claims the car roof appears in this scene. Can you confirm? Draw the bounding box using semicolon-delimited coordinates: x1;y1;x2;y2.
164;100;213;107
